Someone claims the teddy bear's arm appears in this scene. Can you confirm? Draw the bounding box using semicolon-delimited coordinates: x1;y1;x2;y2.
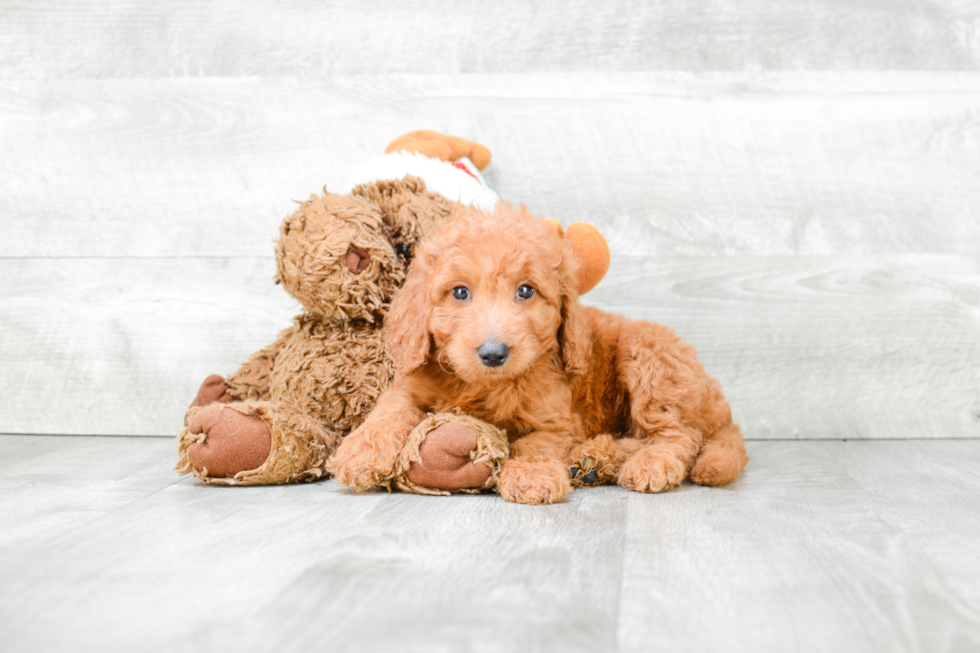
224;325;296;401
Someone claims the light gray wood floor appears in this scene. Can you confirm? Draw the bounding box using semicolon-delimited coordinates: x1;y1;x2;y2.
1;435;979;653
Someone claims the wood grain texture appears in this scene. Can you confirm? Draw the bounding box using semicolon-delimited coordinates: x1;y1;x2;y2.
0;257;298;436
616;440;980;652
1;0;980;78
593;254;980;441
2;73;979;259
2;254;977;439
1;436;979;652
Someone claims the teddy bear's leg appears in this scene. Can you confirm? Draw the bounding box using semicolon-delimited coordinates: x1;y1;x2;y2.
176;400;342;485
391;411;509;496
182;374;237;426
191;374;235;408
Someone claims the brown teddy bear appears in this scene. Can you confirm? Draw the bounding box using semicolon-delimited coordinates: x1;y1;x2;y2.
175;131;609;494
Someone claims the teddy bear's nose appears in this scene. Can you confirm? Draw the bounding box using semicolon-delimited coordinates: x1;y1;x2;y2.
346;245;371;274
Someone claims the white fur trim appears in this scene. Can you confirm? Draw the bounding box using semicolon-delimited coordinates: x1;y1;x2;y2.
341;152;500;211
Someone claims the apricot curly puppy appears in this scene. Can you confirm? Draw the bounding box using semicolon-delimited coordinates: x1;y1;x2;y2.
330;204;748;504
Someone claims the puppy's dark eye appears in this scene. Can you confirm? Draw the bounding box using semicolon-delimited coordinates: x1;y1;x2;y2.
452;286;471;301
394;243;410;260
516;284;535;300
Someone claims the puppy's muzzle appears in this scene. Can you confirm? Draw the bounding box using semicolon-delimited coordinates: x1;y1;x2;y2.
477;341;509;368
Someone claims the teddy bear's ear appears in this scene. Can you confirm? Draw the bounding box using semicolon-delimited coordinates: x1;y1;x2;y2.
542;219;610;295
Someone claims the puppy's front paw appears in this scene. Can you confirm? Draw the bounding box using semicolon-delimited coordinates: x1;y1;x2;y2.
618;446;687;493
498;458;571;505
329;429;401;491
566;435;620;486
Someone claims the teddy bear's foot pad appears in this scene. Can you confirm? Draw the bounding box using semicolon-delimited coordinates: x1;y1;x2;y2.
404;422;492;490
393;411;509;495
182;405;272;478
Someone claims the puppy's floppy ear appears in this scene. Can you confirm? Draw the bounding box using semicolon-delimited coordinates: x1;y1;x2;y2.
560;292;591;376
385;254;432;376
558;244;592;376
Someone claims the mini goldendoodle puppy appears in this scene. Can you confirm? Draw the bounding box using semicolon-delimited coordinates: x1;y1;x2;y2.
330;204;748;504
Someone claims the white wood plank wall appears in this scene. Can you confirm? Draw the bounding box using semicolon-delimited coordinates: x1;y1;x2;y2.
3;1;980;75
0;3;978;439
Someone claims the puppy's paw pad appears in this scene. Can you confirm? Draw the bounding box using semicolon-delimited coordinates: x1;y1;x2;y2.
566;456;603;486
566;437;620;487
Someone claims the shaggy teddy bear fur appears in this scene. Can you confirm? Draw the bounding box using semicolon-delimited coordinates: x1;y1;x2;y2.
175;175;511;486
329;204;748;505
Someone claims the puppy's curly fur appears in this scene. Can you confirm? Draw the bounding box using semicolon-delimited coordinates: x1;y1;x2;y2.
331;204;748;504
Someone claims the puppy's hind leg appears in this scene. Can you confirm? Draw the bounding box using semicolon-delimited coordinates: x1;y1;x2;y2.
690;422;748;487
615;329;704;492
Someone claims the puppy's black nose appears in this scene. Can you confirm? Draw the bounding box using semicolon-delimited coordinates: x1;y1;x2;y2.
478;341;509;367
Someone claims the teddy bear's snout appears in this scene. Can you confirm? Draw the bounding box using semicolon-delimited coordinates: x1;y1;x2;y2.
346;245;371;274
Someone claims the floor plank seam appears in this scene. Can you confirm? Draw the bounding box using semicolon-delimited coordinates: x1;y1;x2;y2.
76;475;190;532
